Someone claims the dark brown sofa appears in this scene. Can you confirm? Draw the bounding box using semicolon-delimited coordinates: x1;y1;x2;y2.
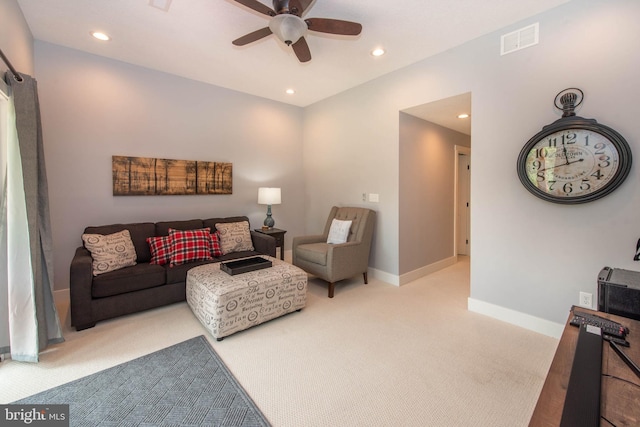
70;216;276;330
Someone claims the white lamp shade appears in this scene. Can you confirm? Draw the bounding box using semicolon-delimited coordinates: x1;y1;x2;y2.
269;14;308;45
258;187;281;205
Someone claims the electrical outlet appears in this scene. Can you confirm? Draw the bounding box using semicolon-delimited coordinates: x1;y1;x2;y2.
362;193;367;201
579;292;593;308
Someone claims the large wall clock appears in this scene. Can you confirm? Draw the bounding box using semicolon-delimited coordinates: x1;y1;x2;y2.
517;88;633;204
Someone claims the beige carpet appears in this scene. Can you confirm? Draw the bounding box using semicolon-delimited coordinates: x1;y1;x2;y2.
0;257;558;426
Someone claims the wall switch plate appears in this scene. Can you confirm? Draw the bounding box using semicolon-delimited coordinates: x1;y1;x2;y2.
368;193;379;203
579;292;593;308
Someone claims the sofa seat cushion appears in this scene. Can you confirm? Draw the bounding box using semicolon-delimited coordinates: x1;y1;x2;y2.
165;259;216;285
92;263;166;298
296;243;328;266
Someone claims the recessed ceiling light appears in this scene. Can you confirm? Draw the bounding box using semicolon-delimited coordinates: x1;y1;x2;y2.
458;113;470;119
371;48;385;57
286;89;295;95
91;32;111;41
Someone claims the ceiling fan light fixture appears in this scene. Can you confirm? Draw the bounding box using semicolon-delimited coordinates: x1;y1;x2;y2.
269;14;308;45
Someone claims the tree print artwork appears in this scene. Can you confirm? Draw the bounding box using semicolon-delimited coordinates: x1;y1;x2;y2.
112;155;232;195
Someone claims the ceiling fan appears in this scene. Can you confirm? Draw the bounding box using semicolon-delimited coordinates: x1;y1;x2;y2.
231;0;362;63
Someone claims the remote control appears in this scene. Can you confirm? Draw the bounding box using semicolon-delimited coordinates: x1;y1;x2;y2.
603;334;630;347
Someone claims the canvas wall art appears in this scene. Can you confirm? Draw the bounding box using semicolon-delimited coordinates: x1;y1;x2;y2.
112;155;232;195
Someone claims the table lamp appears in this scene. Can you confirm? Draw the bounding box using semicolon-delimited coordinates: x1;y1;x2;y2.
258;187;281;229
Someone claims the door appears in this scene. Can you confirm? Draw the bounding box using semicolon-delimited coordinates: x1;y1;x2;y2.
456;150;470;256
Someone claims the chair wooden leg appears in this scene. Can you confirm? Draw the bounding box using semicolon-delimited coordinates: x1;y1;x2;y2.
328;282;335;298
363;272;368;284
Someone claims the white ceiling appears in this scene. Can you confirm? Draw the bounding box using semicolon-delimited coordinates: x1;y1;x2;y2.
17;0;570;116
403;92;472;135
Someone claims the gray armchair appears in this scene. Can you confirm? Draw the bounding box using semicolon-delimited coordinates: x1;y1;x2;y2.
292;206;376;298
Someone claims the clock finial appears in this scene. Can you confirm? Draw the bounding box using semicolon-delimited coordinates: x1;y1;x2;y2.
560;92;577;117
554;87;584;117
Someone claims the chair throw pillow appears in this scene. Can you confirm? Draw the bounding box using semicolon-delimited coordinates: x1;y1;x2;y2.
169;228;213;267
82;229;137;276
215;221;254;255
327;219;352;244
147;235;172;266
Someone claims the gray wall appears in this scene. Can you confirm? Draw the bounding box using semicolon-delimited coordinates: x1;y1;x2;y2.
33;42;305;291
0;0;33;76
399;113;470;275
303;0;640;325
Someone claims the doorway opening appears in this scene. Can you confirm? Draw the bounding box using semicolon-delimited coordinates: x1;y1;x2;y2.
399;92;471;276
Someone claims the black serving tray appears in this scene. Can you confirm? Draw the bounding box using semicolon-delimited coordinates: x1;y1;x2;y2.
220;256;272;275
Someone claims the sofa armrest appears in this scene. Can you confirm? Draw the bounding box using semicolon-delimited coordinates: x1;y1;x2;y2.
251;231;276;257
69;246;95;329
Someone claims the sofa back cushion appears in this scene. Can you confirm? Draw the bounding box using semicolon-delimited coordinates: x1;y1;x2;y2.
83;222;155;263
155;219;205;237
203;216;250;231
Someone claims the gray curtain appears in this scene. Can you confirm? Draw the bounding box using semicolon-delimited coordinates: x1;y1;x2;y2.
3;71;63;360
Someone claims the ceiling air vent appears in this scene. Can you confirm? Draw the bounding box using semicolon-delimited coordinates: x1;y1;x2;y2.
149;0;172;12
501;23;539;55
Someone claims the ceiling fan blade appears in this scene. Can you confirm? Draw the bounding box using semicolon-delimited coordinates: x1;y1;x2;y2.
232;27;273;46
292;37;311;62
233;0;275;17
305;18;362;36
298;0;314;13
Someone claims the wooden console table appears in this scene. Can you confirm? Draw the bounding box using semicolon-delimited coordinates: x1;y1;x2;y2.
529;307;640;426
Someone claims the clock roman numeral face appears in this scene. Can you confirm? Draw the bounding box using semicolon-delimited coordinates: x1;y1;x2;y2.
524;129;620;199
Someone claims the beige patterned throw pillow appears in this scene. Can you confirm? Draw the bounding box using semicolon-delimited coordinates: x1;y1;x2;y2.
82;229;137;276
215;221;254;255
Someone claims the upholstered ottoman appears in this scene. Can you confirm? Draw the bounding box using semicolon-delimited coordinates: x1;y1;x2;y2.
186;256;307;340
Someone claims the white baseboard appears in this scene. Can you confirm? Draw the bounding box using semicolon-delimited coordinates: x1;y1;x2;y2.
399;256;458;286
468;297;564;339
369;268;400;286
369;255;458;287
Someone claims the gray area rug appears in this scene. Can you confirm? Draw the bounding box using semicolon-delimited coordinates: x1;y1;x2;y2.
15;335;271;426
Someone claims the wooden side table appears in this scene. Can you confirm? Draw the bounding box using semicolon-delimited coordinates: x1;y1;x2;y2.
254;228;286;260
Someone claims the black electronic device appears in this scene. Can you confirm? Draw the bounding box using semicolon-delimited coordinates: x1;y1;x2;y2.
598;266;640;321
570;309;628;339
559;324;603;427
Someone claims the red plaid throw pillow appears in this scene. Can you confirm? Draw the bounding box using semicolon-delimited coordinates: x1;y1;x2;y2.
210;231;223;257
168;228;213;267
147;235;172;265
